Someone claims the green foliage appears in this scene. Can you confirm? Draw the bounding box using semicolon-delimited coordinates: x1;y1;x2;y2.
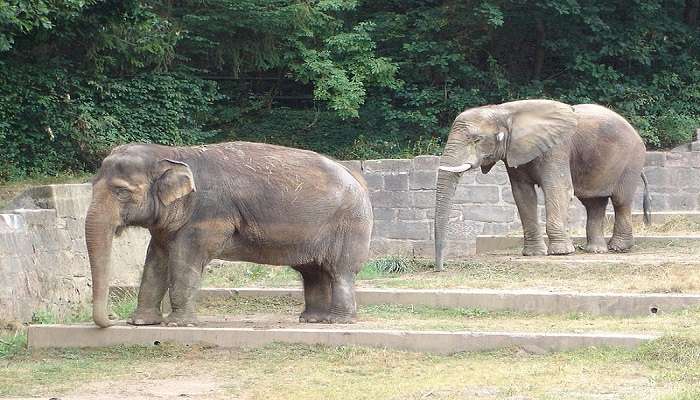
0;0;93;51
1;0;699;181
0;63;217;180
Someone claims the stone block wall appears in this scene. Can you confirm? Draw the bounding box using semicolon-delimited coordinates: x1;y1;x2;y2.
347;150;700;260
0;184;148;323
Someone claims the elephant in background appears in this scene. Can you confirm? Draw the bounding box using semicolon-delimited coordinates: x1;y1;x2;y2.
434;100;650;268
85;141;373;327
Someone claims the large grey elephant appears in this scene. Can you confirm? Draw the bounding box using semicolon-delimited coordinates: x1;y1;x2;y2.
434;100;650;268
85;141;373;327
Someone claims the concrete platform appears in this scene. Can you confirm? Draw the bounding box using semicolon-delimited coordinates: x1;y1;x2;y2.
475;235;700;254
113;287;700;317
27;323;656;354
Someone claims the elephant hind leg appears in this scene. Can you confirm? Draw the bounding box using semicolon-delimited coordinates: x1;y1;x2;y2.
608;169;640;252
608;201;634;252
581;197;609;253
319;219;370;324
293;264;332;323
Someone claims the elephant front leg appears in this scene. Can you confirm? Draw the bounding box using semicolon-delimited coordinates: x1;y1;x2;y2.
294;265;331;323
128;241;168;326
509;178;546;256
542;184;575;255
164;239;210;327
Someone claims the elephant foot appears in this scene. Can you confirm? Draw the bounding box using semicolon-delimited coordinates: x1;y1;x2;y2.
323;306;357;324
162;312;198;327
548;241;575;255
522;242;547;256
608;237;634;253
299;311;356;324
584;241;608;254
127;310;163;326
323;313;357;324
299;310;328;323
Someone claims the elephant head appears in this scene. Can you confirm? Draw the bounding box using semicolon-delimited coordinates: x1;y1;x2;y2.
434;100;577;269
85;144;195;327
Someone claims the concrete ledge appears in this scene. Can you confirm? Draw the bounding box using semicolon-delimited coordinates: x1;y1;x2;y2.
27;324;656;354
112;287;700;317
476;235;700;254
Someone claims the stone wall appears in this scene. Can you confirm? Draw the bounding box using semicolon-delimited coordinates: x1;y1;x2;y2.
2;150;699;323
352;150;700;260
0;184;148;323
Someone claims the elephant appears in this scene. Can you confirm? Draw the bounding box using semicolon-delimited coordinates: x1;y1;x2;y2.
434;99;650;268
85;141;373;327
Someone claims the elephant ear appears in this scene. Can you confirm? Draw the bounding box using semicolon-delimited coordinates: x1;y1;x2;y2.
502;100;577;168
156;159;196;206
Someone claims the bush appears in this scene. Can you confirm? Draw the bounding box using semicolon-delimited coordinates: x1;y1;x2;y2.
0;65;218;181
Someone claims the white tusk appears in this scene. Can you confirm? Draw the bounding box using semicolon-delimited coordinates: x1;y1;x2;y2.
438;163;472;173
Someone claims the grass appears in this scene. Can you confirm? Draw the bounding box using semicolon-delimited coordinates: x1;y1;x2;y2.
1;338;699;399
203;256;427;288
5;263;700;398
0;331;27;359
203;256;700;294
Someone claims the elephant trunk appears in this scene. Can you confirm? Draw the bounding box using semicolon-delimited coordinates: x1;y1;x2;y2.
85;190;118;328
434;168;460;270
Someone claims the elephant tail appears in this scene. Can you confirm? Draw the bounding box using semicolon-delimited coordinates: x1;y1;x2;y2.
641;171;651;226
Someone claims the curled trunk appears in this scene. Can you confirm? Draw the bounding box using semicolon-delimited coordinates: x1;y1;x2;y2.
85;199;117;328
434;169;460;270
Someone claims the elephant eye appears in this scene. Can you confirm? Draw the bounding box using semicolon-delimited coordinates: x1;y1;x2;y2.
114;187;132;201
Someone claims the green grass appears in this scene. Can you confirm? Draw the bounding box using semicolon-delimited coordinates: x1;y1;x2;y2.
358;256;421;278
0;331;27;359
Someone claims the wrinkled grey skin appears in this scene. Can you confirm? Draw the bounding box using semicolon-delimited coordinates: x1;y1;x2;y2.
434;100;650;268
85;141;373;327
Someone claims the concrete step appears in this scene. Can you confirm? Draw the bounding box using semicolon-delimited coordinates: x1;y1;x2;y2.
112;286;700;317
475;235;700;254
27;323;656;354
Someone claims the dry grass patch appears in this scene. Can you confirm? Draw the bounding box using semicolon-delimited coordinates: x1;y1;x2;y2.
1;341;695;399
203;248;700;293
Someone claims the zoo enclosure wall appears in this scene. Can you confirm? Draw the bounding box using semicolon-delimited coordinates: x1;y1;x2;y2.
1;149;699;323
